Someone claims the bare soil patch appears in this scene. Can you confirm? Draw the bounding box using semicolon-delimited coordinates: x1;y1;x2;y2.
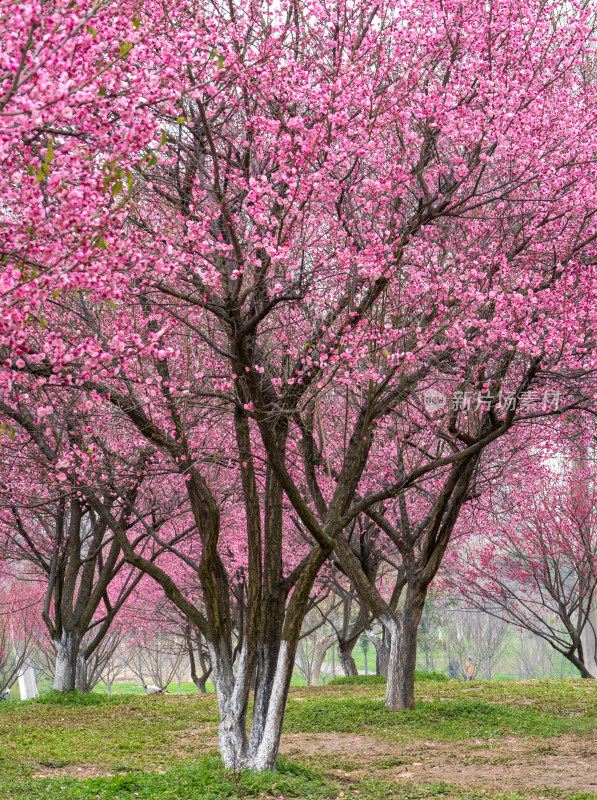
279;732;597;793
33;763;172;780
33;764;116;779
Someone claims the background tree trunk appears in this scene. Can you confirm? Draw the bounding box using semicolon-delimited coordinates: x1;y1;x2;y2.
337;638;358;676
580;600;597;678
52;631;82;692
385;592;426;710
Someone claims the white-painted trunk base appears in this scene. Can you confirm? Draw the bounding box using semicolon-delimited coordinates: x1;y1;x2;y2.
18;664;38;700
246;641;290;771
53;632;80;692
210;639;292;772
581;605;597;678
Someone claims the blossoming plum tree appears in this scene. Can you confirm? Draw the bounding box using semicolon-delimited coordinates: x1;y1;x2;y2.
445;446;597;678
2;0;597;771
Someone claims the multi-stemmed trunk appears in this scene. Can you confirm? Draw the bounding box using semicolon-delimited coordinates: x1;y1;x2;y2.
210;630;301;770
36;497;145;693
311;634;335;686
247;639;297;770
217;563;331;769
334;456;481;712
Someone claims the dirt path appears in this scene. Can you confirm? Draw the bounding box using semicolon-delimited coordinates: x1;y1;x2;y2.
279;732;597;793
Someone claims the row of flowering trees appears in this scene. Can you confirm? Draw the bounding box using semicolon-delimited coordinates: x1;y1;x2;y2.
445;446;597;679
2;0;597;771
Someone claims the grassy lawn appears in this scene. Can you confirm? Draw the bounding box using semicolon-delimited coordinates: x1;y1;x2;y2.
89;674;308;696
1;677;595;800
92;681;212;695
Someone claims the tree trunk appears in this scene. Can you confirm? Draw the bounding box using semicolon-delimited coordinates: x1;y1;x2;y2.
207;638;290;771
368;630;389;676
385;593;425;711
17;664;39;700
337;639;358;676
246;640;294;771
53;630;82;692
209;640;249;770
580;601;597;678
189;628;212;693
75;653;87;692
248;588;288;760
331;644;336;678
311;641;332;686
208;634;298;771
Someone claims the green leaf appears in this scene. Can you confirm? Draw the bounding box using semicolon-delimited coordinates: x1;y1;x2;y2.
52;290;61;300
126;171;133;191
148;154;157;167
97;237;108;250
8;427;15;441
177;116;186;125
99;86;107;96
27;165;36;176
132;17;141;30
120;41;132;57
87;26;97;40
111;180;123;197
45;142;54;163
35;167;45;183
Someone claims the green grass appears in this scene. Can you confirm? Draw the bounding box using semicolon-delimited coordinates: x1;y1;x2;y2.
328;673;388;686
0;757;332;799
6;762;597;800
5;764;597;800
327;671;448;687
92;681;215;695
91;673;308;695
0;692;220;784
1;679;596;799
283;693;596;740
